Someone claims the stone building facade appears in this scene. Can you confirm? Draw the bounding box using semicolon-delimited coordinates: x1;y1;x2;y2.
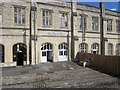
0;0;120;66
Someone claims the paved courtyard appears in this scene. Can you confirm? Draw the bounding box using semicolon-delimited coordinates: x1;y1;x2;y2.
1;61;120;88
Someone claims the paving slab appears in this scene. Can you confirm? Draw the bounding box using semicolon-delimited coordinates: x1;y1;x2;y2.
1;61;120;88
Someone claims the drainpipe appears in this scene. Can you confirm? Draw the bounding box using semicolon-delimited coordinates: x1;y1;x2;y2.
33;4;37;65
29;1;37;65
29;2;32;65
71;0;74;61
34;9;36;65
100;2;105;55
71;0;77;61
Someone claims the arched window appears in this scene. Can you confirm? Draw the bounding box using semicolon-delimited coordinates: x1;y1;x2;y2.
108;43;113;55
58;43;68;56
116;43;120;56
0;44;4;63
58;43;68;61
13;43;27;62
41;43;52;51
79;43;88;53
91;43;99;54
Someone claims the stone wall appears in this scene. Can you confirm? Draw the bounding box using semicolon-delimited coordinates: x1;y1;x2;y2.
0;1;119;66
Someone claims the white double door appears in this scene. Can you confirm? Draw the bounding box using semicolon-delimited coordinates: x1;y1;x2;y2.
58;50;68;61
41;50;53;63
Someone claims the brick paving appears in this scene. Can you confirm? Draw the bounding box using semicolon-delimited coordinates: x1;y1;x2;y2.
1;61;120;88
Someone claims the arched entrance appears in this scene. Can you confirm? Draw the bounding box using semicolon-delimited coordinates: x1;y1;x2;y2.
41;43;53;63
13;43;27;66
0;44;4;63
58;43;68;61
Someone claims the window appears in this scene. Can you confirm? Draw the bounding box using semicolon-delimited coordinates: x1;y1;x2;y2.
116;20;120;32
116;44;120;56
60;13;68;27
14;7;25;24
0;5;2;24
42;10;52;26
79;43;87;53
80;15;87;31
107;19;112;31
59;43;68;56
92;17;98;31
42;52;46;56
41;43;52;50
91;43;99;54
64;51;68;55
108;43;113;55
59;51;63;55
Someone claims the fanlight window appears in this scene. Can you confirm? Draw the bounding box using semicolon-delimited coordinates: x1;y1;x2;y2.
41;43;52;50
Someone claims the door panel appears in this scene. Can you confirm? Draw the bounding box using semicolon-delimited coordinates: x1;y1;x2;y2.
41;51;47;63
16;52;24;66
41;43;53;63
58;50;68;61
47;51;53;62
59;56;68;61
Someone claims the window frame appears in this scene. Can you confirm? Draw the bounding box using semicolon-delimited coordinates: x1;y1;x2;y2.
107;19;112;31
42;9;53;27
92;17;99;31
59;12;68;28
58;43;68;56
116;20;120;32
79;43;88;53
80;15;87;31
13;6;26;25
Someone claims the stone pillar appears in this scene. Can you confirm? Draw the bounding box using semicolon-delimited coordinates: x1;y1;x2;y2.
87;15;92;31
53;44;58;62
113;43;116;55
112;19;116;32
71;0;77;60
5;43;12;63
100;2;105;55
30;2;38;65
26;42;29;65
88;43;91;53
103;19;108;55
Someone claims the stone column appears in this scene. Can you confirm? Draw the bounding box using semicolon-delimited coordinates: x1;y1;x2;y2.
103;19;108;55
71;0;77;60
100;2;105;55
5;43;13;65
53;44;58;62
30;2;37;65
